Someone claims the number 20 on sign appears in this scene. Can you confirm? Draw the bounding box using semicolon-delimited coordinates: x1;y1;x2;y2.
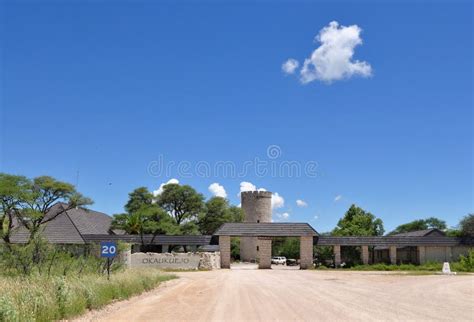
100;242;117;258
100;242;117;280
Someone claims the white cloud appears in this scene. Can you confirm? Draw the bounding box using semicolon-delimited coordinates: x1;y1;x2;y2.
281;58;299;74
271;192;285;209
238;181;284;210
274;212;290;222
334;195;342;202
297;21;372;84
239;181;257;194
153;178;179;196
296;199;308;207
208;182;227;198
313;215;319;220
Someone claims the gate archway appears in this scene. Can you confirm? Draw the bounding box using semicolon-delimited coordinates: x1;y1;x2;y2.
214;223;318;269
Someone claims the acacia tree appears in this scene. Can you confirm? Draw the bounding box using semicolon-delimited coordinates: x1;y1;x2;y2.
0;174;31;244
19;176;93;240
0;174;92;243
156;184;204;226
389;217;447;235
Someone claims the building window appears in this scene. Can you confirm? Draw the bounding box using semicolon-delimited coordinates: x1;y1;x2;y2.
257;220;260;223
257;246;259;251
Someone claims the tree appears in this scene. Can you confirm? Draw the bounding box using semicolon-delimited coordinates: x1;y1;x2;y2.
156;184;204;226
424;217;447;230
112;187;178;245
272;237;300;259
228;205;244;223
0;174;31;244
331;205;384;266
389;217;447;235
20;176;93;240
198;197;243;235
124;187;154;214
0;174;92;242
112;206;175;242
459;214;474;237
332;204;384;237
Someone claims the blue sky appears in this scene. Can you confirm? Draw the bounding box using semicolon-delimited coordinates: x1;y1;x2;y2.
1;1;472;233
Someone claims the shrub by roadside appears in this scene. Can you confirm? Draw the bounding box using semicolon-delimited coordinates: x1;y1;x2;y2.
315;251;474;273
350;261;473;273
350;262;443;272
0;269;176;321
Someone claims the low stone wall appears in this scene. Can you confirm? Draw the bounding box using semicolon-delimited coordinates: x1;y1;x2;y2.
130;252;220;270
198;252;220;270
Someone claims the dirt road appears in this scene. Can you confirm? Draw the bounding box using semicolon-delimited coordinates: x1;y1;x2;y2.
84;268;474;321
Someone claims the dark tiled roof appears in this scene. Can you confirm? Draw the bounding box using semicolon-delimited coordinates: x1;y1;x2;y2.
6;204;112;244
66;208;112;235
42;210;85;244
81;234;213;245
392;228;445;237
8;213;85;244
214;223;318;237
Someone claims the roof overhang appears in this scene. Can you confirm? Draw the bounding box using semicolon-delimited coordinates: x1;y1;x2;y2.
214;223;319;237
82;234;213;246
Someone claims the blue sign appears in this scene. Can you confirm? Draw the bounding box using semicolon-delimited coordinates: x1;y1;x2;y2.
100;242;117;258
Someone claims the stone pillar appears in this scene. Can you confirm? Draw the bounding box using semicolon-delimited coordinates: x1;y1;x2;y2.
162;245;169;253
445;246;452;262
219;236;231;269
120;243;132;269
389;246;397;265
334;245;341;267
418;246;426;264
361;245;369;265
300;236;313;269
257;237;272;269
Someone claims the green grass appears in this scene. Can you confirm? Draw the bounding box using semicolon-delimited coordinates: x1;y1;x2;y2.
349;261;473;273
0;269;176;322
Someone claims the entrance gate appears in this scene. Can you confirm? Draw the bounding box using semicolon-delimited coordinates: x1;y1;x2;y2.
214;223;318;269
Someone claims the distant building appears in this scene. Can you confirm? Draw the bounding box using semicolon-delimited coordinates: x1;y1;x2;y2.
374;229;468;264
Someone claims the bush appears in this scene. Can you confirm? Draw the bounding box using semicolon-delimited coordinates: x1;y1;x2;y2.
350;262;443;271
350;257;474;273
456;250;474;272
0;269;176;321
0;238;125;277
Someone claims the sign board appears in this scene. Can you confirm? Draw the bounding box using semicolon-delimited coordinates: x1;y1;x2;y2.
131;253;201;270
100;242;117;258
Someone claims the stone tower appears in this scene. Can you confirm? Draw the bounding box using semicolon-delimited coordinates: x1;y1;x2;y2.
240;190;272;262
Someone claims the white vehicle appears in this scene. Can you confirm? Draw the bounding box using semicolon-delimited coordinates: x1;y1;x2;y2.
271;256;286;265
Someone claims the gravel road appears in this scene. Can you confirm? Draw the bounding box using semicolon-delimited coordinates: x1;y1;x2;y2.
81;268;474;321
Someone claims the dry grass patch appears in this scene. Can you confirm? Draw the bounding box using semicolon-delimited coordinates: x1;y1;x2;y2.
0;269;176;321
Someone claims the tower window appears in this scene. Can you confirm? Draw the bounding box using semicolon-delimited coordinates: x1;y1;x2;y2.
257;220;260;223
257;246;259;251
